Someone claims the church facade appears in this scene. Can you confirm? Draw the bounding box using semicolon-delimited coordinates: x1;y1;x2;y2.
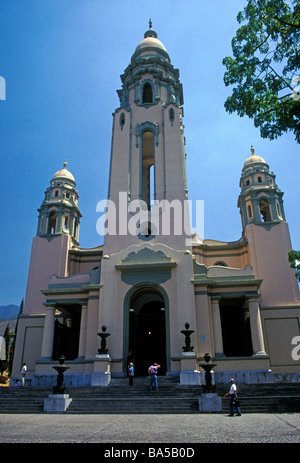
12;24;300;386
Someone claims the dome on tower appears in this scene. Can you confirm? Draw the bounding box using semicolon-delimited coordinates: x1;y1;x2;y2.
132;19;170;63
136;36;167;53
52;161;75;182
244;146;267;166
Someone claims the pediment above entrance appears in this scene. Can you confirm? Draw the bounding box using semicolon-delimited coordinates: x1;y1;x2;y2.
115;247;176;285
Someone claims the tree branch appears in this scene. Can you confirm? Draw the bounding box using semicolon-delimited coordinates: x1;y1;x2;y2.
274;15;300;29
267;64;294;91
249;33;271;55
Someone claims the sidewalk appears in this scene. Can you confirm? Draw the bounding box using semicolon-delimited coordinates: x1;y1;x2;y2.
0;412;299;444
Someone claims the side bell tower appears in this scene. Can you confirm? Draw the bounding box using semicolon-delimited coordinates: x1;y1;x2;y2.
24;162;82;315
37;161;81;241
238;147;299;306
238;146;285;229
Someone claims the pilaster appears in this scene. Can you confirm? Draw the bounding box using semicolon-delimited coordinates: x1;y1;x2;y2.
248;296;267;356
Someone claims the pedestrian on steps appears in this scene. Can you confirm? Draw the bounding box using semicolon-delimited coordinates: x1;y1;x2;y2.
224;378;242;416
148;362;160;391
128;362;134;386
20;362;27;387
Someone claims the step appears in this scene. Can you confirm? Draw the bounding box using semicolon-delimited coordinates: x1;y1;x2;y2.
1;379;300;414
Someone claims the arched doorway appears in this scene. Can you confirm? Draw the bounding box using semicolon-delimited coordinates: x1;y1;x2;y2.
126;286;168;376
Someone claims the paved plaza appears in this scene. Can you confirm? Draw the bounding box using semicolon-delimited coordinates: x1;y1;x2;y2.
0;412;299;445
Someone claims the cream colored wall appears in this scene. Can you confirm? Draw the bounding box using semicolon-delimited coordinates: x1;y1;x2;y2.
69;251;102;275
261;307;300;372
83;297;99;364
24;235;72;315
245;223;300;307
193;241;250;269
11;315;44;377
194;292;213;357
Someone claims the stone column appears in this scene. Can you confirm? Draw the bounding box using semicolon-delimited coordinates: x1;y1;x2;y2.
211;297;224;356
78;305;88;359
248;296;266;356
41;306;56;359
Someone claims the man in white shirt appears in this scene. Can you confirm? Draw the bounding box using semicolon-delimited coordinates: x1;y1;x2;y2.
20;363;27;387
224;378;242;416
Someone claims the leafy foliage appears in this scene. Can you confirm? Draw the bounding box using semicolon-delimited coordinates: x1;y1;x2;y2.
223;0;300;142
288;250;300;281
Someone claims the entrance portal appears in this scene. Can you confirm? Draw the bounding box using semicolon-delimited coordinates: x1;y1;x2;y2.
129;290;167;376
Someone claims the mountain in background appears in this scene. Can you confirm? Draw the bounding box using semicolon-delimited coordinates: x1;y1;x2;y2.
0;305;19;320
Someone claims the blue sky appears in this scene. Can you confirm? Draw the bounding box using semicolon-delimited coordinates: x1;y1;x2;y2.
0;0;299;307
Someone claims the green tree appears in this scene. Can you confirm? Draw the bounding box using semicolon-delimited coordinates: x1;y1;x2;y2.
288;250;300;281
223;0;300;142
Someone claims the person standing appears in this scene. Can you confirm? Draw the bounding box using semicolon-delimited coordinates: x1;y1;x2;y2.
148;362;160;391
128;362;134;386
20;362;27;387
224;378;242;416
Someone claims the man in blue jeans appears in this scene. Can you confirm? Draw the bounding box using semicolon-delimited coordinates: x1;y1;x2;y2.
148;362;160;390
224;378;242;416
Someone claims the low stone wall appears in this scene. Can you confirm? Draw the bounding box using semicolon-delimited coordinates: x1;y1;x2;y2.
9;369;300;387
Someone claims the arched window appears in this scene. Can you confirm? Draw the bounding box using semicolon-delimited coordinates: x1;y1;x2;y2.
259;199;271;222
276;202;282;218
48;211;57;234
64;215;69;229
169;108;175;123
141;130;154;209
142;82;153;104
74;219;79;240
247;205;253;219
120;112;125;129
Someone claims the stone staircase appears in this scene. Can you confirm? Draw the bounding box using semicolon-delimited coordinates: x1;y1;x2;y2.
0;377;300;414
220;383;300;414
67;376;200;414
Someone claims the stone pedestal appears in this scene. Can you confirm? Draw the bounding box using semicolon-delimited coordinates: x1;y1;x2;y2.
92;354;111;386
198;393;222;413
180;352;199;384
180;370;201;385
91;372;111;386
44;394;72;413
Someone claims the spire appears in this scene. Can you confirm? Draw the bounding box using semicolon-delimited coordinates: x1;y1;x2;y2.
144;19;157;39
250;145;255;155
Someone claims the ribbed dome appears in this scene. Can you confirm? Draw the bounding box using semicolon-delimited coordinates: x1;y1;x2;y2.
132;20;170;62
52;161;75;182
135;36;167;53
244;146;267;166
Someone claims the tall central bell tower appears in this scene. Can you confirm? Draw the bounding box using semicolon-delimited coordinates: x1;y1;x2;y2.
103;20;190;254
98;22;197;376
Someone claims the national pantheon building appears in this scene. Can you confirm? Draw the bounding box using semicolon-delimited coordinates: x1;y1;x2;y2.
12;22;300;386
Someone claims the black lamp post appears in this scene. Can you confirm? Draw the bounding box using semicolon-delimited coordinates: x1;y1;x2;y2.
180;322;194;352
199;353;217;393
52;356;69;394
97;325;111;354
